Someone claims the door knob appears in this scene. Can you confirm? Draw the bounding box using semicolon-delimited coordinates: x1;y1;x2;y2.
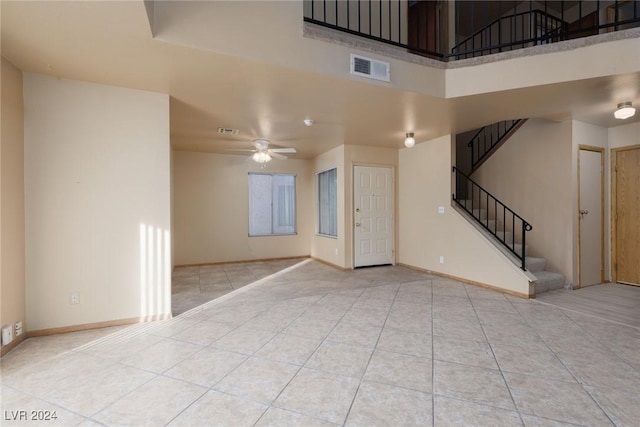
355;222;361;227
580;209;589;215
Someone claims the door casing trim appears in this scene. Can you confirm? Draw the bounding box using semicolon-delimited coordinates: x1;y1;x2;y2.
611;144;640;285
577;145;605;288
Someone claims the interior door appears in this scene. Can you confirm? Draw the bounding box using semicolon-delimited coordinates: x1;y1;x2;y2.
578;147;604;287
614;146;640;286
353;166;394;267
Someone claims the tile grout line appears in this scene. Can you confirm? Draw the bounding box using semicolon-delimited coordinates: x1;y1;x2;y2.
167;269;330;426
506;296;620;425
90;267;312;424
464;286;526;426
508;299;625;426
252;275;369;425
340;279;404;426
430;279;436;427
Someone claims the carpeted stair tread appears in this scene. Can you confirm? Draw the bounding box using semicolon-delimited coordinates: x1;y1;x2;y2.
533;270;565;294
525;257;547;273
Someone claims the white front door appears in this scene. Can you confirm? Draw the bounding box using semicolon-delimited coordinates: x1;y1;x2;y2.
353;166;394;267
578;147;604;287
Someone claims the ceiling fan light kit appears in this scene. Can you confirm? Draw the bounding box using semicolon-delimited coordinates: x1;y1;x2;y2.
222;139;297;167
225;139;297;166
252;151;272;164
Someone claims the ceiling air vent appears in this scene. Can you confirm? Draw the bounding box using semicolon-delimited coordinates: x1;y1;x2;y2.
350;54;390;82
217;127;239;136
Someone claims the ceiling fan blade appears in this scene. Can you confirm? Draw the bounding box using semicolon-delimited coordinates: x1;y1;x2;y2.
269;152;288;160
270;148;297;153
226;148;256;152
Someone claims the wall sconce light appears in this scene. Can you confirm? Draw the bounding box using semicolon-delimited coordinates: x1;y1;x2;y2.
614;102;636;120
404;132;415;148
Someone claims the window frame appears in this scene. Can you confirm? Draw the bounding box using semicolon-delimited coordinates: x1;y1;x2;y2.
248;172;297;237
316;167;338;238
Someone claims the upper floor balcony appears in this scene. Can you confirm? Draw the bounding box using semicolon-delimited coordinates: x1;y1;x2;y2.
304;0;640;62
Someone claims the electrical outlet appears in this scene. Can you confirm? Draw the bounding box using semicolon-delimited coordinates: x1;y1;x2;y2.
15;321;22;337
439;256;445;264
70;292;80;304
438;206;445;214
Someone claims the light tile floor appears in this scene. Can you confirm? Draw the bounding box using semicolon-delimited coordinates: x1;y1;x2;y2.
2;259;640;426
172;258;306;315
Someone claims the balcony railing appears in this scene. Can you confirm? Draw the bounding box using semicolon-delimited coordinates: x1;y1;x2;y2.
303;0;640;62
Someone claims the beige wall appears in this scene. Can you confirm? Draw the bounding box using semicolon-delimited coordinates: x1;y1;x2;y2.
399;134;531;296
151;1;446;98
608;121;640;149
24;73;171;331
446;36;640;97
1;57;26;343
472;119;574;284
172;151;313;266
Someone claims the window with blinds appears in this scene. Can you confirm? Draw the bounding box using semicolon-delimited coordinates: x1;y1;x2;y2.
317;168;337;237
248;173;296;236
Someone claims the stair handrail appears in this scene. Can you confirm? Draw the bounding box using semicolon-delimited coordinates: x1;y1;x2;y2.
467;119;525;171
452;166;533;270
451;9;566;59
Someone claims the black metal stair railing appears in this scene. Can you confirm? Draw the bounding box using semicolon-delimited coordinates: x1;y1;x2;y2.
468;119;524;171
452;166;532;270
451;10;565;59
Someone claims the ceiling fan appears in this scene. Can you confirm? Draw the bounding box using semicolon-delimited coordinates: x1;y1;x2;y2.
228;139;297;166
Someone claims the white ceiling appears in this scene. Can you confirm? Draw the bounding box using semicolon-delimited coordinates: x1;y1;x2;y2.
2;1;638;160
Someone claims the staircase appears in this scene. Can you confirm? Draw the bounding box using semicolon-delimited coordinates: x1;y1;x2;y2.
525;257;566;294
453;168;566;296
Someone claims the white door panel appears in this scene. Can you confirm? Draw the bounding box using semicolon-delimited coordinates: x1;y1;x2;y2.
354;166;393;267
